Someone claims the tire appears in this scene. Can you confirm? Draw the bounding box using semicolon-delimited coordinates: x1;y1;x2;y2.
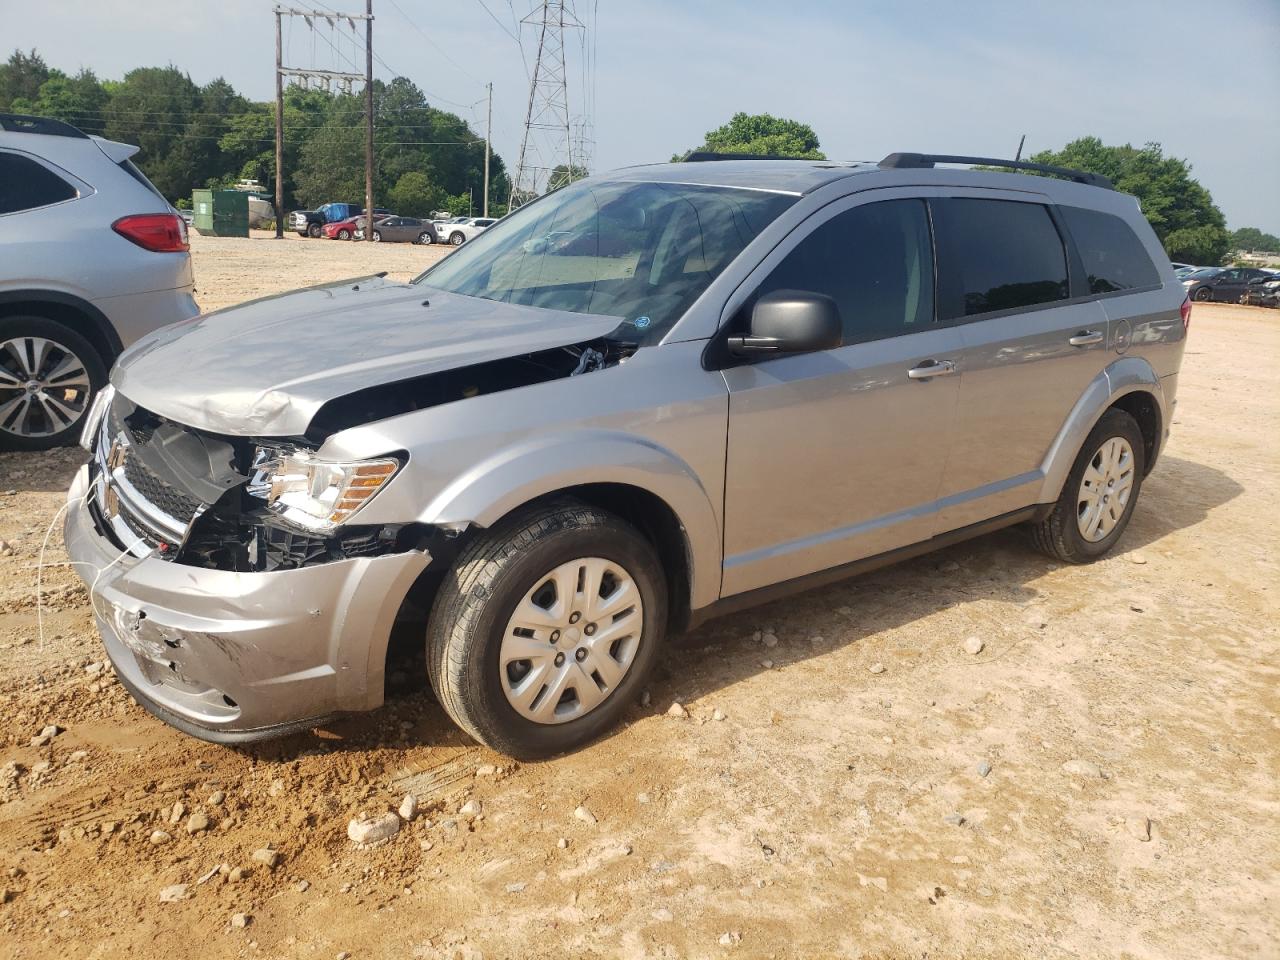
426;500;667;759
449;231;465;246
1193;286;1214;302
371;230;382;242
416;232;432;245
1029;408;1146;563
306;222;322;239
0;315;108;452
337;229;351;241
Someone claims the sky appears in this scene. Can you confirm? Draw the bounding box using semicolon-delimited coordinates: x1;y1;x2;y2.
5;0;1279;234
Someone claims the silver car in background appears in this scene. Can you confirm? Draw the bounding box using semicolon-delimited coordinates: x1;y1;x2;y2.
0;114;196;450
65;152;1187;759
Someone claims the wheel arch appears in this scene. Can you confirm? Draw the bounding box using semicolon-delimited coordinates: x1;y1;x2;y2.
0;290;123;366
1038;357;1166;504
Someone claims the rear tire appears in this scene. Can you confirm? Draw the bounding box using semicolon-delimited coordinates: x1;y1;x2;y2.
1030;408;1145;563
416;232;432;245
0;315;108;451
426;500;666;759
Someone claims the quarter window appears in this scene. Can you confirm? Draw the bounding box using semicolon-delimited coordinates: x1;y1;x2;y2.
0;152;78;214
1060;206;1160;293
753;198;934;344
931;198;1069;319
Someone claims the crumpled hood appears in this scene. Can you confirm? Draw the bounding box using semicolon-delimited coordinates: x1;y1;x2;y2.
112;276;621;437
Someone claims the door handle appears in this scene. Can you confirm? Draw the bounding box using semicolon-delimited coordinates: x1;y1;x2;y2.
1068;330;1104;347
907;359;957;380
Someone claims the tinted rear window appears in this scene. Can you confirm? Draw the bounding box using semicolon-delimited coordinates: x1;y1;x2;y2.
1060;206;1160;293
117;158;167;203
0;152;78;214
931;198;1069;320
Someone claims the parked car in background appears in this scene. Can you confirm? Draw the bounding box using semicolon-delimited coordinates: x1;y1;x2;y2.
1183;265;1274;302
290;202;391;238
1173;264;1200;279
322;214;383;241
441;216;496;246
359;216;438;244
1241;272;1280;307
0;113;196;450
65;151;1187;757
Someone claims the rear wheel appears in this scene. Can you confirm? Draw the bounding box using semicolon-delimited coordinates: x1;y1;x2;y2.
416;232;433;245
1193;286;1214;302
1030;408;1145;563
0;316;107;451
426;500;666;759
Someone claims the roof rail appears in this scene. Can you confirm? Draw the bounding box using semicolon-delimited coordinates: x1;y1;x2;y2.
878;152;1113;190
683;151;803;163
0;113;89;139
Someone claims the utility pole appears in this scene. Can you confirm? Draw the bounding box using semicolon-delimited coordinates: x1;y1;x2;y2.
273;5;371;235
483;81;492;218
363;0;374;241
274;9;284;238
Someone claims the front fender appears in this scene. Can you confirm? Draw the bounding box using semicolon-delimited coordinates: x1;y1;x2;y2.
1037;356;1166;504
420;430;723;610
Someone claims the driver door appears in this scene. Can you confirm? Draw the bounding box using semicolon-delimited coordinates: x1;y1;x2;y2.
719;194;963;596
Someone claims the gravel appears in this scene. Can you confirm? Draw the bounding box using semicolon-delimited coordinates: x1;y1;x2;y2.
963;636;985;655
573;805;597;825
347;813;400;845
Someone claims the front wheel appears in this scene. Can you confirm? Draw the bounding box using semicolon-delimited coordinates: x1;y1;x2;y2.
0;316;108;451
426;501;666;759
337;229;351;240
1029;408;1145;563
416;232;433;245
306;223;322;238
1193;286;1214;302
449;231;465;246
371;230;381;242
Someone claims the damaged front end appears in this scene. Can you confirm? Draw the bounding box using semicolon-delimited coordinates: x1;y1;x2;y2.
87;389;422;573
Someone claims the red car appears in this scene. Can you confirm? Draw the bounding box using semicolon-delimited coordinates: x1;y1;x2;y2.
323;215;381;240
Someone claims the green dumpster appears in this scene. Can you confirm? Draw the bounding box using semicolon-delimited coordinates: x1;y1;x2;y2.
190;189;250;237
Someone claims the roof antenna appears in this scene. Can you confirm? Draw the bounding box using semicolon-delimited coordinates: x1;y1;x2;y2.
1014;134;1026;162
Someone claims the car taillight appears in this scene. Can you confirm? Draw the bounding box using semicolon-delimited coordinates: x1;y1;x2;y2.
1180;294;1192;331
112;213;189;252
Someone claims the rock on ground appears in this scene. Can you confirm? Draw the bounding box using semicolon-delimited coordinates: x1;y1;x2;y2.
348;813;400;845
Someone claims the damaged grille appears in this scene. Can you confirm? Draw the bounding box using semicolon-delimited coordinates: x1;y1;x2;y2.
121;452;203;521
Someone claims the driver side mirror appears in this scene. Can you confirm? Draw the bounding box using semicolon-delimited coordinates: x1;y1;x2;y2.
727;290;843;356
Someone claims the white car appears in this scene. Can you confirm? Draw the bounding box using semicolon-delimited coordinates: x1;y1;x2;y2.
439;217;496;246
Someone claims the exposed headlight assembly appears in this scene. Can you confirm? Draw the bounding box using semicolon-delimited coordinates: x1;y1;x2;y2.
248;447;399;532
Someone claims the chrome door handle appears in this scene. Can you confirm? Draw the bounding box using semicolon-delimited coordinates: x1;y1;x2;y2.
907;359;957;380
1069;330;1104;347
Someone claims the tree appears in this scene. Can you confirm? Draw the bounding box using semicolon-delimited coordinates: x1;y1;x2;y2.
676;112;825;160
22;69;109;135
1029;137;1230;265
1230;227;1280;252
0;49;50;110
547;163;588;190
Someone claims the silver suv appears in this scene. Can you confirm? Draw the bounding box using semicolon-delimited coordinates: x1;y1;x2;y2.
0;114;196;450
65;152;1188;758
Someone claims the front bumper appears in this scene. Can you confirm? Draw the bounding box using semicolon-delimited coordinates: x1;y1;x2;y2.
64;466;431;743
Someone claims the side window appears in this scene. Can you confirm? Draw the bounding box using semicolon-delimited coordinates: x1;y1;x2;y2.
0;152;78;214
1059;206;1160;293
753;198;934;344
931;198;1069;320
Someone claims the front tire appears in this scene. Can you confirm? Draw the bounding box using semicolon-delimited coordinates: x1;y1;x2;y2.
1030;408;1145;563
306;223;322;238
0;316;108;451
416;232;432;245
371;230;382;242
449;231;465;246
1193;286;1214;302
426;500;666;759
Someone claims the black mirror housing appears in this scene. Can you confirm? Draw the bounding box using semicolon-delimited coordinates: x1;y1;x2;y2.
728;290;843;356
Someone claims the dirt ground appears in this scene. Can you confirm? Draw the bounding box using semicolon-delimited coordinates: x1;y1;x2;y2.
0;233;1276;960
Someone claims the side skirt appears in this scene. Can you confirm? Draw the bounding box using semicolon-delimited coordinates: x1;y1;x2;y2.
686;505;1048;631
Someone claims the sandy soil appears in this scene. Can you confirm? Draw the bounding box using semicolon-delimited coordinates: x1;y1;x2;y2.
0;235;1276;960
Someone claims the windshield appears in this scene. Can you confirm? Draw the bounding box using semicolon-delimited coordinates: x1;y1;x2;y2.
1184;268;1221;278
415;179;797;342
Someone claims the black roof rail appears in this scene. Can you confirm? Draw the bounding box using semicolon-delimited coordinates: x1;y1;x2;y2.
0;113;90;139
878;152;1113;190
683;151;803;162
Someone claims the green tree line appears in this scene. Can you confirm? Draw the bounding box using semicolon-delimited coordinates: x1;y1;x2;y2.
0;49;509;217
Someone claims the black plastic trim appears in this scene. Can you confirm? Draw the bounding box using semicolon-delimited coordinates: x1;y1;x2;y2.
687;506;1044;630
0;113;89;139
0;289;124;359
879;152;1114;190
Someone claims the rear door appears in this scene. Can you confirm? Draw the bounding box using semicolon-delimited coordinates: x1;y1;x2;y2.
720;193;964;596
932;194;1109;529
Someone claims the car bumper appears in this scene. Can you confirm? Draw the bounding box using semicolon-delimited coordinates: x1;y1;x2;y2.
92;284;199;350
64;465;431;743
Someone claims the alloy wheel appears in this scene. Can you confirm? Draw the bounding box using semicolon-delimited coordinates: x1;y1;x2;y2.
1076;436;1135;542
499;557;644;724
0;336;92;439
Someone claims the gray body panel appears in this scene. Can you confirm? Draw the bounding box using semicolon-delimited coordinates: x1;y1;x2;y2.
65;157;1188;741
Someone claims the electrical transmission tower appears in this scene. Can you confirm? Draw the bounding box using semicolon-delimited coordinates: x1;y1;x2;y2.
510;1;584;208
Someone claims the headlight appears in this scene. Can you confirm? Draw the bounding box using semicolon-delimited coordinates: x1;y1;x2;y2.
80;384;115;451
248;447;399;532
